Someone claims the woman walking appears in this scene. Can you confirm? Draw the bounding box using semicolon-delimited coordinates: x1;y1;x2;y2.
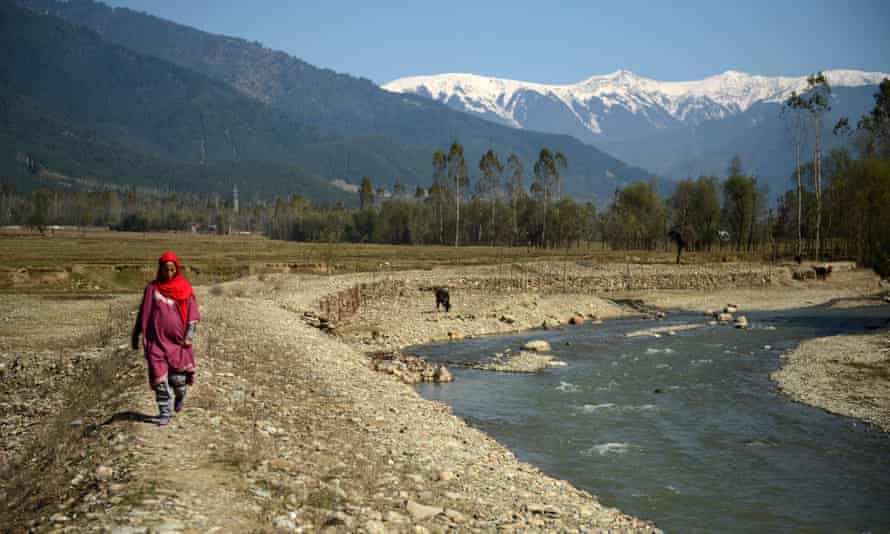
132;251;200;425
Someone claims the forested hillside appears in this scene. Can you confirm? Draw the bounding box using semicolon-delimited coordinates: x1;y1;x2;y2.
1;2;330;162
18;0;652;200
0;83;354;203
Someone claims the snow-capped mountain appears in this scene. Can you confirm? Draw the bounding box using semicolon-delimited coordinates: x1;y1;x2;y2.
384;69;885;132
384;69;888;190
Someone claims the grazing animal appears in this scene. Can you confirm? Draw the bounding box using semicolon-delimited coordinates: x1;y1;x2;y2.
435;287;451;312
814;265;833;280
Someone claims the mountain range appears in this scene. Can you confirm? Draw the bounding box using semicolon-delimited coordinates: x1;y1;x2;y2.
8;0;651;204
8;0;886;205
385;70;888;194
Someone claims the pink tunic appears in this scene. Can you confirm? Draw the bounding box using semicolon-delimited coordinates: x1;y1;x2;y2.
136;283;200;387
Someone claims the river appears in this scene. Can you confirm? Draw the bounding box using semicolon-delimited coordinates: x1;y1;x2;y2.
412;305;890;533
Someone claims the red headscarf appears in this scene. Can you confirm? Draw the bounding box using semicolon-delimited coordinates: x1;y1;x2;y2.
154;251;193;325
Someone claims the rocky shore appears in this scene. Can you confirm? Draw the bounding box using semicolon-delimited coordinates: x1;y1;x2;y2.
1;260;885;532
772;325;890;433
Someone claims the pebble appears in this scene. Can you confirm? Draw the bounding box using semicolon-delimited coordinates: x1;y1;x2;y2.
406;500;443;521
445;509;467;523
383;510;406;522
153;519;185;533
524;503;560;517
364;520;386;534
251;487;272;499
272;516;297;530
95;465;114;481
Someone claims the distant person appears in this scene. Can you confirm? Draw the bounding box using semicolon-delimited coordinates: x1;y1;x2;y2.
131;251;200;426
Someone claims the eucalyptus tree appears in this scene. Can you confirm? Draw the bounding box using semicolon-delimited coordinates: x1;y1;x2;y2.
533;148;568;247
506;153;524;244
806;72;831;259
431;149;447;244
787;72;831;258
478;149;504;246
782;90;808;258
447;141;468;247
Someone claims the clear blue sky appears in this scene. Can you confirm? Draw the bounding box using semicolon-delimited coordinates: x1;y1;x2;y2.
105;0;890;85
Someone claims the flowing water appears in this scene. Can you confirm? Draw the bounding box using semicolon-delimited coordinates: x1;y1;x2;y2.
411;305;890;533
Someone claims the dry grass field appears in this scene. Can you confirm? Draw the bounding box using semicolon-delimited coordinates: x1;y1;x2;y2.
0;228;768;294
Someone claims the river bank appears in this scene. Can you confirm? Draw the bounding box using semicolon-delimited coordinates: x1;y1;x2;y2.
772;326;890;433
330;260;889;437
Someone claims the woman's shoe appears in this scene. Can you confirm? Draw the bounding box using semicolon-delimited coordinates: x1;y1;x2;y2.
157;417;171;426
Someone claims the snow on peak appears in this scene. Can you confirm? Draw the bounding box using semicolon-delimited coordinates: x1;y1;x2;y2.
382;69;888;127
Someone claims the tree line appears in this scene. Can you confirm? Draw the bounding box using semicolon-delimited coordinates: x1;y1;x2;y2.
3;79;888;275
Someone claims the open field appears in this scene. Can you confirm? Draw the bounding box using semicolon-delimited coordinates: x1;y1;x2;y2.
2;228;776;294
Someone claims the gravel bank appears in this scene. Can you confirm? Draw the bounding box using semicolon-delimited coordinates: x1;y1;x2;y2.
772;327;890;433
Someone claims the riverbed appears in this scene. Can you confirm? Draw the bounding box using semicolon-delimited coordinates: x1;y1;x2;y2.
412;306;890;533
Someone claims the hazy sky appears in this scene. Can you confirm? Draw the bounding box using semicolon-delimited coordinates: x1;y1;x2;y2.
105;0;890;85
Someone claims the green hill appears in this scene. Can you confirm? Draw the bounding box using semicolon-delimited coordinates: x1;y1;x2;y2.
0;82;352;203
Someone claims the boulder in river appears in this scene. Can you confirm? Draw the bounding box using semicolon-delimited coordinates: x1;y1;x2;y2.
734;316;749;329
716;312;733;323
433;365;454;383
522;340;552;352
474;351;555;373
